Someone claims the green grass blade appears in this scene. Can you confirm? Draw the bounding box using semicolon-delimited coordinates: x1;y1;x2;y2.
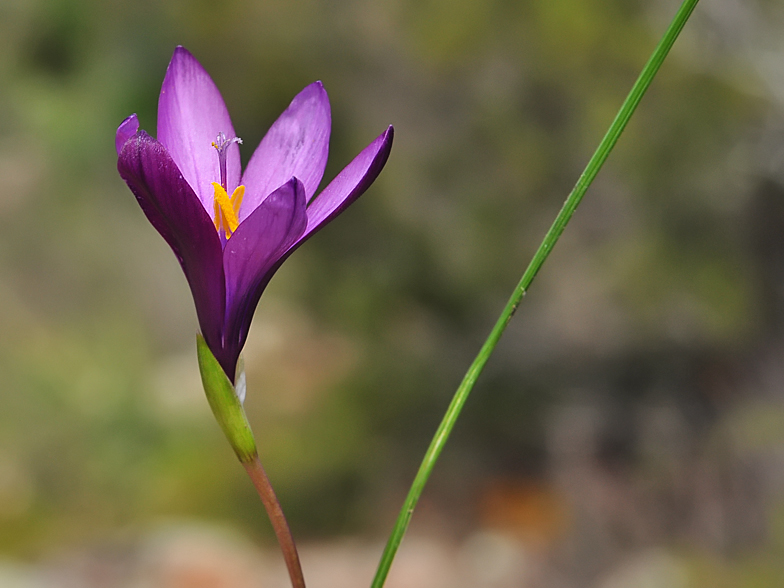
370;1;700;586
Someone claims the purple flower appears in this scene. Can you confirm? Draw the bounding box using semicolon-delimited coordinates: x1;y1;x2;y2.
117;47;393;382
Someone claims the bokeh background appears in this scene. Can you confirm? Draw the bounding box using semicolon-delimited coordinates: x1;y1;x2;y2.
1;0;784;586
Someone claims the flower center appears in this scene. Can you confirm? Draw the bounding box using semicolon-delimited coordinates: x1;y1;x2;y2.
211;132;245;239
212;182;245;239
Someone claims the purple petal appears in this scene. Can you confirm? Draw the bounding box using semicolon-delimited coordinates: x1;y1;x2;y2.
240;82;331;220
117;131;228;369
298;125;393;244
157;46;241;213
223;178;308;364
115;114;139;155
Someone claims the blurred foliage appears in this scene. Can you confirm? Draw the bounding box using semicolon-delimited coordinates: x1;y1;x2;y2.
1;0;784;584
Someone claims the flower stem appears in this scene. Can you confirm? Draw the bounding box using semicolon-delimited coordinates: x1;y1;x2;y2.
243;456;306;588
369;0;700;586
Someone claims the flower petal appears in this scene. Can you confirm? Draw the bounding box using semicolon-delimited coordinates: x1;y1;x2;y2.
115;114;139;155
117;131;227;364
223;178;308;371
157;46;241;212
298;125;393;244
240;82;331;220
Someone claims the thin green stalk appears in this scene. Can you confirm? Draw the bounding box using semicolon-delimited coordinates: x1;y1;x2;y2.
370;1;700;586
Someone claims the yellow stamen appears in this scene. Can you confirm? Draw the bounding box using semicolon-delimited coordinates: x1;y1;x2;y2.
231;185;245;217
211;182;245;239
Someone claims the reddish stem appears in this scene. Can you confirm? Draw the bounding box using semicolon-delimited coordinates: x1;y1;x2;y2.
243;456;306;588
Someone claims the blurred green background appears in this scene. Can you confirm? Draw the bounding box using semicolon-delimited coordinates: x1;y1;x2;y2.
1;0;784;586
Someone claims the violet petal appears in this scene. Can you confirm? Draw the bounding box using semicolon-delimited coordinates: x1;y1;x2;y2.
298;125;393;245
223;178;308;363
115;114;139;156
117;131;227;364
157;46;241;213
240;82;331;220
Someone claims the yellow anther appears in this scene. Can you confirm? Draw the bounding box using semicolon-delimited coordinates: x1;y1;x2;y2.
231;185;245;217
211;182;245;239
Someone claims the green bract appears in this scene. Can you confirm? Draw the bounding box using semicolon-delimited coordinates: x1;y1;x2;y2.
196;333;257;463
